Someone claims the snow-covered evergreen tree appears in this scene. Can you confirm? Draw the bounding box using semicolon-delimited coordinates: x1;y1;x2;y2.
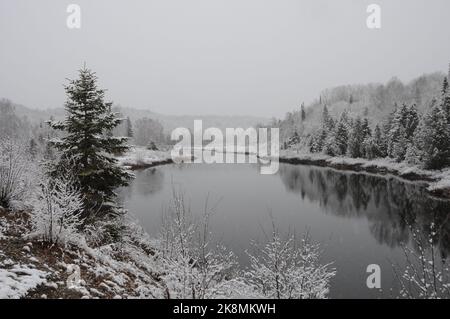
323;133;338;156
126;116;134;138
347;117;364;158
301;103;306;122
413;103;450;169
441;77;450;123
373;124;386;157
49;67;132;220
286;131;300;148
334;114;349;156
387;103;418;161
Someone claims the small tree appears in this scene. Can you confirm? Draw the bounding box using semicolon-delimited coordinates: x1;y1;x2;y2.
301;103;306;122
334;114;349;156
30;173;83;246
126;116;134;138
49;66;132;220
0;139;32;208
373;124;387;157
394;222;450;299
419;104;450;169
245;228;335;299
348;117;363;158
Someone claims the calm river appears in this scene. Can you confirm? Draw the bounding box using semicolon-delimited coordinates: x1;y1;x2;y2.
119;160;450;298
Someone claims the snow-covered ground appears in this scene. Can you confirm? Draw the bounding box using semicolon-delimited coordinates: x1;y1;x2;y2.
115;146;172;168
0;207;169;299
0;262;48;299
280;149;450;196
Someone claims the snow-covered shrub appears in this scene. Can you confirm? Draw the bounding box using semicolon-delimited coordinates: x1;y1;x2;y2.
0;139;34;208
158;188;243;299
245;230;336;299
394;223;450;299
30;173;84;246
82;215;127;247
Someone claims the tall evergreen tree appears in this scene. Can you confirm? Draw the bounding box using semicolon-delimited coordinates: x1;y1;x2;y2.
415;104;450;169
126;116;134;138
374;124;386;157
301;103;306;122
334;113;349;156
348;117;363;158
361;118;372;138
441;77;450;123
50;67;132;220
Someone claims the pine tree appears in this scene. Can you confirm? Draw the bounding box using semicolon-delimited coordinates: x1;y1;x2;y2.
334;114;349;156
405;104;419;138
301;103;306;122
374;124;386;157
50;66;132;220
323;125;338;156
441;77;450;123
391;125;408;162
287;131;300;148
310;129;327;153
348;117;363;158
387;104;405;159
361;118;372;138
417;104;450;169
126;116;134;138
29;138;37;159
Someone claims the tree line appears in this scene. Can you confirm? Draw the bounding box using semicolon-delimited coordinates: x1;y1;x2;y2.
302;76;450;170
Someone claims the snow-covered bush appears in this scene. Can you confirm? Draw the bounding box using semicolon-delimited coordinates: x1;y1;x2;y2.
29;173;84;246
394;223;450;299
245;230;336;299
0;139;34;208
158;188;243;299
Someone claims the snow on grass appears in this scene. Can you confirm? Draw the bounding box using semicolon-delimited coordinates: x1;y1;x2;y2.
0;262;48;298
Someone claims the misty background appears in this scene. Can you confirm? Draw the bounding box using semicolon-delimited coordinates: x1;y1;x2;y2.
1;0;450;118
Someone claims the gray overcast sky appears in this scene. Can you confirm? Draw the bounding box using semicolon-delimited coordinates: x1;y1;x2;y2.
1;0;449;117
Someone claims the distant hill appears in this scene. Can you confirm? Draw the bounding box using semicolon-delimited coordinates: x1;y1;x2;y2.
277;72;447;141
5;102;269;134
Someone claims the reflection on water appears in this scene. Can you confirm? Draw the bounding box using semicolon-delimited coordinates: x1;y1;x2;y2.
279;165;450;259
120;162;450;298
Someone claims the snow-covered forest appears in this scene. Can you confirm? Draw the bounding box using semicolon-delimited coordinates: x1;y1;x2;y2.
0;67;335;299
274;69;450;193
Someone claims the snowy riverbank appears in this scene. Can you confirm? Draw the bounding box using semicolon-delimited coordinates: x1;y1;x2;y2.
116;146;450;199
116;146;173;170
0;208;166;298
279;150;450;198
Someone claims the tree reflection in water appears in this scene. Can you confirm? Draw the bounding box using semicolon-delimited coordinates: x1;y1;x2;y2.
278;164;450;260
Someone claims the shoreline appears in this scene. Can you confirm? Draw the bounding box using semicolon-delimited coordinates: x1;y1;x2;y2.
117;147;450;199
125;158;174;170
278;154;450;199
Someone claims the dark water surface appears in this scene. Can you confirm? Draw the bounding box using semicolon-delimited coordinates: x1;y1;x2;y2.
119;161;450;298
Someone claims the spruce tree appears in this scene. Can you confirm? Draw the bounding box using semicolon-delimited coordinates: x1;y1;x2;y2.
335;114;349;156
126;116;134;138
348;117;363;158
419;104;450;169
373;124;386;157
441;77;450;123
50;67;132;220
301;103;306;122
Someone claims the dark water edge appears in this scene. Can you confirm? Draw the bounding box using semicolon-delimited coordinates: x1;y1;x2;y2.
278;156;450;199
